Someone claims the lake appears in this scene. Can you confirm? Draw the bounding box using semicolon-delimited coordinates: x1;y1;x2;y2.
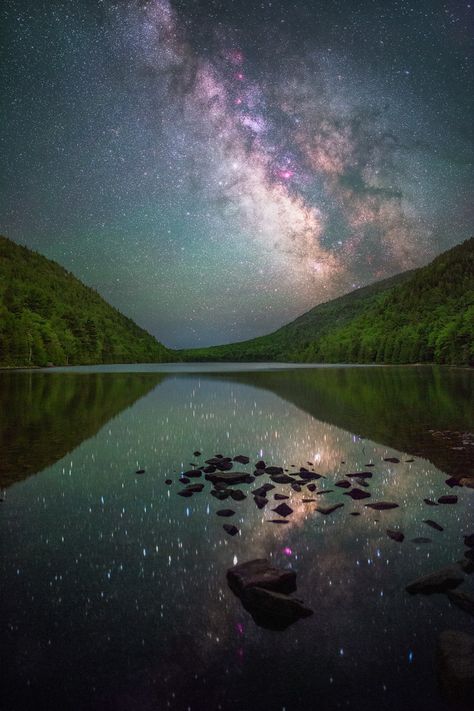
1;364;473;711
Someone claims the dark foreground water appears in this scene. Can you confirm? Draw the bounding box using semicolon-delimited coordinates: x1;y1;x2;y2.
1;364;473;711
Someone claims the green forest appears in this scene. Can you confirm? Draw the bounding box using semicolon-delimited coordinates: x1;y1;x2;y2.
182;237;474;366
0;235;173;367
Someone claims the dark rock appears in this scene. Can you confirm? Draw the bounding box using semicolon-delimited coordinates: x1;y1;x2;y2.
265;466;284;475
236;586;313;631
253;483;275;497
299;471;321;481
182;469;202;478
223;524;239;536
227;559;297;595
411;537;432;544
344;488;371;500
214;454;224;458
350;512;361;516
464;534;474;548
387;529;405;542
365;502;399;510
203;465;216;474
436;630;474;703
316;503;344;515
193;451;201;457
364;463;375;467
445;477;462;488
267;519;290;524
177;489;193;497
179;477;190;484
230;489;246;501
233;455;250;464
205;471;255;485
165;479;172;485
253;496;268;509
253;469;265;477
302;498;317;503
465;549;474;562
271;474;295;484
216;509;235;517
406;566;464;594
384;457;400;463
447;590;474;616
183;483;204;493
272;503;293;517
335;480;351;489
211;489;230;500
274;493;289;500
255;460;266;469
135;469;145;474
346;471;373;479
291;483;302;492
215;460;233;471
355;478;369;487
424;519;444;532
438;495;458;504
424;498;438;506
306;483;316;492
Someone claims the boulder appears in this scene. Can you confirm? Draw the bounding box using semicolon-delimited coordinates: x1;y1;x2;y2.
252;483;275;497
270;474;295;484
387;529;404;542
223;524;239;537
265;466;283;475
424;519;444;532
211;489;229;500
274;493;289;500
216;509;235;517
335;480;351;489
193;451;201;457
233;455;250;464
316;503;344;515
255;460;266;470
272;503;293;517
182;469;202;478
406;566;464;594
230;489;246;501
438;495;458;504
365;502;399;510
344;488;371;500
306;483;316;492
227;559;297;595
205;471;255;485
237;586;313;631
346;471;373;478
253;496;268;509
292;483;302;492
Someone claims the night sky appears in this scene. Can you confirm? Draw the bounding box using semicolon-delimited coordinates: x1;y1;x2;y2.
1;1;472;348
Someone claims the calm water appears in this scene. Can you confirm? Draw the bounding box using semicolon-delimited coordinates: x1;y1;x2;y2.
1;364;473;711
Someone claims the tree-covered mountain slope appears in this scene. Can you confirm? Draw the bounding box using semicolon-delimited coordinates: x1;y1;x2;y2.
0;235;174;366
182;238;474;366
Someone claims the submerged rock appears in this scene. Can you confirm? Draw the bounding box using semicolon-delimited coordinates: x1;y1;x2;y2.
423;498;438;506
387;529;405;542
346;471;373;478
255;460;266;470
384;457;400;463
272;503;293;517
216;509;235;517
355;478;369;487
135;468;145;474
267;519;290;524
291;483;302;492
316;503;344;515
253;483;275;497
271;474;295;484
223;524;239;536
182;469;202;478
205;471;255;485
211;489;230;500
335;480;351;489
406;566;464;594
365;502;399;510
436;630;474;703
230;489;246;501
265;466;284;475
424;519;444;532
253;495;268;509
274;493;289;500
306;483;316;492
165;479;172;485
193;451;201;457
438;495;458;504
179;476;190;484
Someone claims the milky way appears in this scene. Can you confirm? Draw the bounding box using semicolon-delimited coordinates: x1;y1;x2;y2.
1;0;472;346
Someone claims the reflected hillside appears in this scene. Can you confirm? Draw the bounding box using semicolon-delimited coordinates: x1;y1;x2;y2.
0;371;163;488
205;366;474;478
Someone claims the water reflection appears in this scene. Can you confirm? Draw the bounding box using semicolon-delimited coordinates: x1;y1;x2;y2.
0;367;473;711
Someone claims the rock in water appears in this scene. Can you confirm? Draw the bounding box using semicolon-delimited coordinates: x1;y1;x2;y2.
387;529;405;542
405;566;464;594
230;489;246;501
252;483;275;497
205;471;255;485
447;590;474;617
193;451;201;457
253;495;268;509
316;503;344;515
344;488;371;500
223;524;239;537
384;457;400;463
272;503;293;517
365;502;399;510
233;455;250;464
436;630;474;703
135;469;145;474
346;471;373;479
265;466;283;475
226;559;312;631
271;474;294;484
274;493;289;500
424;519;444;532
216;509;235;517
438;495;458;504
335;480;351;488
423;498;438;506
227;559;297;595
255;460;266;470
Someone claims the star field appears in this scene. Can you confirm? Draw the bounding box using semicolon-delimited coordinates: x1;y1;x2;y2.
0;0;472;347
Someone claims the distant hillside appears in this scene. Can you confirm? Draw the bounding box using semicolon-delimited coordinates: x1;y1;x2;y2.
0;235;174;367
182;238;474;366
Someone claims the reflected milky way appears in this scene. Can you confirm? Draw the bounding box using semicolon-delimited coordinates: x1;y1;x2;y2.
1;368;473;710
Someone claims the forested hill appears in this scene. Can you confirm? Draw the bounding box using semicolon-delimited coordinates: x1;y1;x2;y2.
182;237;474;366
0;235;174;367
